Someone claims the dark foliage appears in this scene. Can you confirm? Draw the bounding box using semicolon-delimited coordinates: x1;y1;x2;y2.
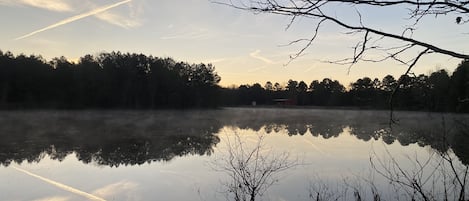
0;51;221;109
1;49;468;112
221;60;469;113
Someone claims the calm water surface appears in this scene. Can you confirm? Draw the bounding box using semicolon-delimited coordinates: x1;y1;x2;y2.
0;108;468;201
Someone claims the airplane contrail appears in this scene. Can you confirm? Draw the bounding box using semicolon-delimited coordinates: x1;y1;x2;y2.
302;138;327;155
15;0;132;40
12;166;107;201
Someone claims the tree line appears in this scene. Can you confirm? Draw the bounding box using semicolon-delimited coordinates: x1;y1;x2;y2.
0;51;220;109
221;60;469;113
1;49;469;112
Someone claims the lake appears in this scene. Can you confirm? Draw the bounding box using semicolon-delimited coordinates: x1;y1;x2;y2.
1;108;468;201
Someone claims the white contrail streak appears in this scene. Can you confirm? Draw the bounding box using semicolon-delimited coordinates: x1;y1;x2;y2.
303;139;327;155
15;0;132;40
12;166;107;201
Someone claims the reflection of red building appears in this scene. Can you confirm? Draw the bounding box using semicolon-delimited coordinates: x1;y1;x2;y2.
273;99;296;106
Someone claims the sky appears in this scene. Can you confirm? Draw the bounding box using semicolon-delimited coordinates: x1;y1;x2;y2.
0;0;467;87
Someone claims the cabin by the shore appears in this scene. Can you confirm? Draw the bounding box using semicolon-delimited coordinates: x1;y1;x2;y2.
273;99;296;106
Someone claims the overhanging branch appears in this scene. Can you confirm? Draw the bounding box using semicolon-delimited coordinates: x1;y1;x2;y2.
216;0;469;62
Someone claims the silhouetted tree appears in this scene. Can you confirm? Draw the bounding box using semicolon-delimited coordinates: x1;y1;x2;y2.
264;81;273;91
350;77;376;107
428;70;451;111
273;82;282;91
297;81;308;105
380;75;398;108
309;78;345;106
451;60;469;112
0;50;221;109
381;75;397;93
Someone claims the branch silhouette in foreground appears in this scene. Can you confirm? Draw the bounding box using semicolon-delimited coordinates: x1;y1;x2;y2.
215;0;469;69
211;133;298;201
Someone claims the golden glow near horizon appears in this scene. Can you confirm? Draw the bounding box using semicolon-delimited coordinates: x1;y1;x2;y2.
0;0;465;86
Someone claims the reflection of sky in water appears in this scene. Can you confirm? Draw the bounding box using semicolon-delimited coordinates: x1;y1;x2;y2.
1;155;221;201
0;130;444;200
215;126;436;201
0;109;467;201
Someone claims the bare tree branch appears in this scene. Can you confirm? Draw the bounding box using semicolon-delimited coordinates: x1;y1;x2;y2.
211;133;298;201
213;0;469;67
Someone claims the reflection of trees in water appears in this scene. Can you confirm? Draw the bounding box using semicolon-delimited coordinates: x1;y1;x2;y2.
0;111;221;167
362;120;468;162
1;109;468;166
73;134;219;167
451;119;469;165
309;123;345;139
262;123;344;138
220;108;469;165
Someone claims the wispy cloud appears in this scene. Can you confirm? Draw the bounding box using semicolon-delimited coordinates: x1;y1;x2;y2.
12;166;106;201
302;138;328;155
33;196;71;201
249;50;275;64
95;11;142;29
94;1;144;29
0;0;72;12
15;0;132;40
22;0;72;12
92;181;139;200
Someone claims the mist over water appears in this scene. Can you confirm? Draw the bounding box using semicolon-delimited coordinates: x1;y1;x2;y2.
0;108;467;201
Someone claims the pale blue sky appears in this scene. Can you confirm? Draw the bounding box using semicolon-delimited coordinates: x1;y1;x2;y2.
0;0;466;86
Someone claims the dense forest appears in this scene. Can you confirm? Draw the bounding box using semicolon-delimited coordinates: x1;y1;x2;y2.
0;51;221;109
1;50;469;112
222;60;469;113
